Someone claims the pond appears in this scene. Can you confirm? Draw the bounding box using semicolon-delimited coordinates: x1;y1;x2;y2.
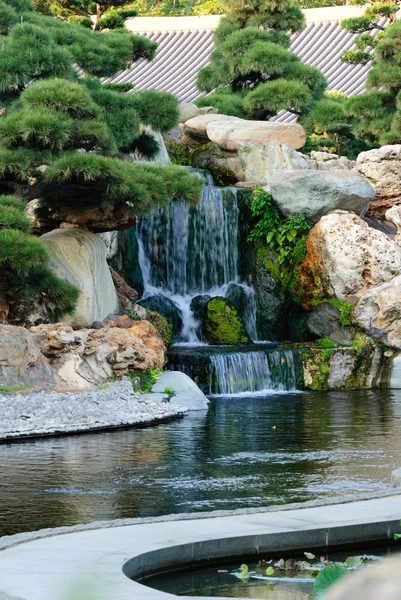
142;546;401;598
1;388;400;537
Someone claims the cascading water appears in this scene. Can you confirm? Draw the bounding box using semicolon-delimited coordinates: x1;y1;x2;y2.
209;350;297;396
134;170;298;393
136;181;257;342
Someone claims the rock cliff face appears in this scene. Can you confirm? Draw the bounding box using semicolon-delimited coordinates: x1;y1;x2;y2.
41;228;120;329
0;325;55;389
297;211;401;309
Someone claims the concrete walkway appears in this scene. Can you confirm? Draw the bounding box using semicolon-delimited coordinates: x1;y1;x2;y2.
1;494;401;600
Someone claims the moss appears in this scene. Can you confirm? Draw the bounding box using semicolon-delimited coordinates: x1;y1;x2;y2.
165;140;191;166
327;298;354;326
302;346;335;391
205;297;249;345
316;337;336;349
145;310;173;348
302;335;383;391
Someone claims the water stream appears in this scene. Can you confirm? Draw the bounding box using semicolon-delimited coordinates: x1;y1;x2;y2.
135;180;257;343
209;350;297;396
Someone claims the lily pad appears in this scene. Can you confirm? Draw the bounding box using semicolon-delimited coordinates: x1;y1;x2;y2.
314;565;348;596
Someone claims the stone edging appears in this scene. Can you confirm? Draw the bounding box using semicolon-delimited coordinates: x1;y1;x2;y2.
1;491;401;600
0;488;399;551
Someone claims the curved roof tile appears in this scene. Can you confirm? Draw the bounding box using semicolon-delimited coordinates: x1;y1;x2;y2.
105;7;387;122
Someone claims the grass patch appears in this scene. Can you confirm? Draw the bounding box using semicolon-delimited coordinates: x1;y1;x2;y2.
0;384;33;393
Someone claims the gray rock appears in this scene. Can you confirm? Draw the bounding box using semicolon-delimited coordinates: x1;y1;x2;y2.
307;303;354;346
152;371;209;411
170;390;209;411
41;228;120;328
253;252;286;341
0;324;55;389
270;169;375;223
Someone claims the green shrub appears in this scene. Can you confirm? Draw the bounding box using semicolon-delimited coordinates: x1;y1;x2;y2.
126;368;163;393
248;186;312;291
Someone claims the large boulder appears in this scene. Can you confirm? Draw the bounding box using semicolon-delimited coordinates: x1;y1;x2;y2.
152;371;209;411
205;120;306;151
0;324;55;389
352;274;401;348
183;114;242;140
30;322;165;388
270;169;375;223
356;144;401;219
41;228;120;329
245;141;310;187
297;211;401;309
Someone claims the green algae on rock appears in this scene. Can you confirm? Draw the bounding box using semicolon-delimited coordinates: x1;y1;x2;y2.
204;297;249;345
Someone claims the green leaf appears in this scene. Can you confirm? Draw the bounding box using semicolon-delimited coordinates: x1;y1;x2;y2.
266;566;275;575
313;565;348;596
394;533;401;540
345;556;363;569
304;552;315;560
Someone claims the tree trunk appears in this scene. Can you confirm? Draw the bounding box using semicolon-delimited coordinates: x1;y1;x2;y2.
94;4;105;30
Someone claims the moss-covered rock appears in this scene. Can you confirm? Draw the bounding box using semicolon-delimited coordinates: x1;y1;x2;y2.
301;336;386;391
204;297;249;345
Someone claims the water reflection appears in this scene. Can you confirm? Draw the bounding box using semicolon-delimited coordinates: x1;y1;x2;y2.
0;390;400;536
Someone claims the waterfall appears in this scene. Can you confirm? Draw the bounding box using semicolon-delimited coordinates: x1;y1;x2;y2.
209;350;297;395
137;188;239;295
136;183;257;343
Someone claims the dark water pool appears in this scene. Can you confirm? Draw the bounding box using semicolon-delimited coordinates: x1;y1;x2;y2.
144;546;401;598
1;389;401;537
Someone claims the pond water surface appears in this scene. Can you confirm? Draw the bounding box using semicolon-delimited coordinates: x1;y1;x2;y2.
1;389;400;537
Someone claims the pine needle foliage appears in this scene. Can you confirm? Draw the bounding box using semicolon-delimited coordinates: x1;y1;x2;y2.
196;0;327;119
0;194;79;318
0;0;202;320
344;20;401;145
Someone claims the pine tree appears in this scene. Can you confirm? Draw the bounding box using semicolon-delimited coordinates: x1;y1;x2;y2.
343;18;401;145
0;0;201;320
340;0;398;65
196;0;327;120
33;0;138;30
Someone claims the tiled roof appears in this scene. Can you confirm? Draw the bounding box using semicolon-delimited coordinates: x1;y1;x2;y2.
104;8;384;111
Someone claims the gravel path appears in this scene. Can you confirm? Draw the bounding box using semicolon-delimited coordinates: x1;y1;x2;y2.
0;379;187;440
